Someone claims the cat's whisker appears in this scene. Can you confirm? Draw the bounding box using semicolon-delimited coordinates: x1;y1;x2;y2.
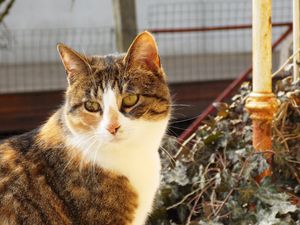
79;135;99;172
166;127;178;136
168;125;188;131
139;105;153;118
159;145;176;166
88;138;100;176
62;134;98;173
167;104;191;107
91;137;103;175
168;115;199;124
164;133;185;148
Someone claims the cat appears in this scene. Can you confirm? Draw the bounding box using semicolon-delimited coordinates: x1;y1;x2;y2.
0;31;171;225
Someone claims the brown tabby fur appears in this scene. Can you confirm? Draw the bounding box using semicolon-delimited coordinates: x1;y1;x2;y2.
0;31;171;225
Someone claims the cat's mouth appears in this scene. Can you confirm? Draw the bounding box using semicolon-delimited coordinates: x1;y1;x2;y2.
112;136;124;142
105;134;125;143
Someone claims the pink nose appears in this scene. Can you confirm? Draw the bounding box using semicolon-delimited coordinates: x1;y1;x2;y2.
106;123;121;135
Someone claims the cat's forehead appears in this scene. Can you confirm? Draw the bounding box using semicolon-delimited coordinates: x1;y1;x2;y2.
85;55;142;93
91;55;123;76
84;55;124;92
69;53;166;100
92;54;124;68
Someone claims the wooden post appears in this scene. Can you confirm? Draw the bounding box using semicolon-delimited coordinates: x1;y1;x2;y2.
112;0;138;52
293;0;300;81
246;0;278;182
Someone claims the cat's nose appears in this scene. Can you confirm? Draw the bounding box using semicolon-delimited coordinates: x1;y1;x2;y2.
106;123;121;135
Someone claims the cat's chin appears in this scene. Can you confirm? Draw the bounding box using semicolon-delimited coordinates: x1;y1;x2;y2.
100;130;126;141
104;135;125;144
97;133;134;149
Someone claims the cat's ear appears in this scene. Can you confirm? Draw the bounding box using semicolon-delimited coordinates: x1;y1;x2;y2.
124;31;161;72
57;43;90;83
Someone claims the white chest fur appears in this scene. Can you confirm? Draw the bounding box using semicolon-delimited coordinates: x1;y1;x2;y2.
95;142;161;225
67;118;168;225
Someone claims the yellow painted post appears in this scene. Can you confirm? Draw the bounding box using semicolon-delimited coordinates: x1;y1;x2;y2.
246;0;278;181
293;0;300;81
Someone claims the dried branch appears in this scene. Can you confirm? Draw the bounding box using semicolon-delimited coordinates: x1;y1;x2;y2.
0;0;15;24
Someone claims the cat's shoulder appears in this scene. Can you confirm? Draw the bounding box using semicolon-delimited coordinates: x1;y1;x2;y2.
1;129;39;154
0;131;37;190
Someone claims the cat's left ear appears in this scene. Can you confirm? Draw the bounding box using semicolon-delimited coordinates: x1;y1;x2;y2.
57;43;91;84
124;31;161;73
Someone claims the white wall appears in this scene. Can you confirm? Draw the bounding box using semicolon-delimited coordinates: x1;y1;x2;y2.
3;0;114;29
0;0;293;56
0;0;294;90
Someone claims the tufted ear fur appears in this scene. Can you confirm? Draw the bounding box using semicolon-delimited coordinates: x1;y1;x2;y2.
57;43;91;84
124;31;161;73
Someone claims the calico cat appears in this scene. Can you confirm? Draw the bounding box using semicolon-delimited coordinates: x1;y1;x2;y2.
0;31;171;225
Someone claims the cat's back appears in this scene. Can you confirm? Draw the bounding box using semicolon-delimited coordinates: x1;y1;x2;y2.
0;130;38;189
0;130;40;186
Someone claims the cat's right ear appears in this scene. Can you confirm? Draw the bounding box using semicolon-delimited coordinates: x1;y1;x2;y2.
57;43;90;84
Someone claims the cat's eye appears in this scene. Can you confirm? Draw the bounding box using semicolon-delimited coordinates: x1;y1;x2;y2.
122;94;139;108
84;101;101;112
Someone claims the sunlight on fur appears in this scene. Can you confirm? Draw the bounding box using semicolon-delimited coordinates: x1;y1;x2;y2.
0;31;171;225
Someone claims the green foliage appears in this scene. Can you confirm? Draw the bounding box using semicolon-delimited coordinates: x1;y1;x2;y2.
148;79;300;225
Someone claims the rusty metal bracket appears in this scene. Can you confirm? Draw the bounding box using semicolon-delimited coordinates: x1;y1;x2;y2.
246;93;279;121
246;92;279;180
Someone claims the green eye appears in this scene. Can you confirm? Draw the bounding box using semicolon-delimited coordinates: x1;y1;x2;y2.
84;101;101;112
122;94;139;108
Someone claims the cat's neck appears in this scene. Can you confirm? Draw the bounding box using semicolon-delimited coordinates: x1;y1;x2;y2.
37;109;66;147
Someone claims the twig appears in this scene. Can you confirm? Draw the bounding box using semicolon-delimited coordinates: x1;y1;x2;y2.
217;211;232;219
293;172;300;185
281;134;300;143
212;188;235;218
273;126;290;151
160;145;176;167
208;150;255;219
186;182;214;224
285;158;300;165
252;150;276;155
280;103;289;132
272;48;300;77
0;0;15;24
174;132;196;160
167;180;214;211
166;187;202;210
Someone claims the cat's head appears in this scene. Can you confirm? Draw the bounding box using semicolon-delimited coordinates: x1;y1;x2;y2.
57;31;171;151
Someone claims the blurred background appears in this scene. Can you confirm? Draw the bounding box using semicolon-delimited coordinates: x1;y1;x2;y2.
0;0;294;138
